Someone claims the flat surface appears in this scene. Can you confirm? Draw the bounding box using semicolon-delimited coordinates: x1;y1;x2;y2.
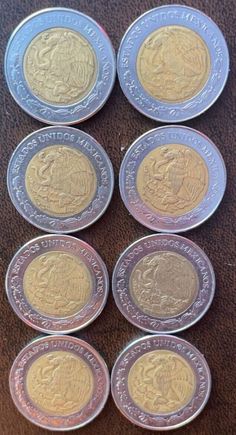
0;0;235;434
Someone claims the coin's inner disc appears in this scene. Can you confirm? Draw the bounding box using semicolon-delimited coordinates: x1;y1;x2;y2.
25;145;97;217
23;251;93;317
23;27;97;105
128;350;196;414
136;25;211;103
26;351;94;415
136;143;209;216
129;251;199;318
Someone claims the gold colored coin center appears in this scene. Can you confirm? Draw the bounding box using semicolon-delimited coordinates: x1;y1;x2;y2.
26;351;94;415
25;145;97;217
137;25;211;103
23;251;92;317
24;27;97;105
136;143;209;216
130;251;198;318
128;350;196;414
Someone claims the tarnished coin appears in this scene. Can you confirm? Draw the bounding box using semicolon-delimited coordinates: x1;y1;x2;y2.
117;5;229;122
7;126;114;233
6;235;109;334
4;7;115;124
111;335;211;430
112;234;215;334
9;335;109;430
119;125;226;232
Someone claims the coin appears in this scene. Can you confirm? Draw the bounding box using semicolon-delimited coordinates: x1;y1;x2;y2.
9;335;110;430
4;7;116;124
7;126;114;233
117;5;229;122
6;234;109;334
111;334;211;430
112;234;215;334
119;125;226;232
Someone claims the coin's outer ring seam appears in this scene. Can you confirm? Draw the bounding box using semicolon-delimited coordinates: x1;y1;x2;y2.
119;125;226;233
111;334;211;431
4;7;116;125
117;4;229;123
5;234;109;334
9;335;110;431
7;126;114;233
6;235;110;333
112;233;215;334
120;125;227;232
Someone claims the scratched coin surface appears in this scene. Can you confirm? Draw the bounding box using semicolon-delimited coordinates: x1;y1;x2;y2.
9;335;110;430
6;235;109;334
111;335;211;430
112;234;215;334
128;350;196;414
117;5;229;122
26;351;94;416
7;126;114;233
5;7;116;124
23;251;92;317
119;126;226;233
136;143;209;217
137;26;211;103
24;27;97;106
25;144;97;218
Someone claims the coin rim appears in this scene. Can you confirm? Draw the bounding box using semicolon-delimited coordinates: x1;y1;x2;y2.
9;335;110;431
119;125;227;233
117;4;230;122
111;334;212;431
7;126;114;233
5;234;109;334
112;233;215;334
4;7;116;125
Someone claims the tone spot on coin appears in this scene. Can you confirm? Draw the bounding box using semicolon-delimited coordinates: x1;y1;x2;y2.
129;251;199;318
136;143;209;216
23;251;92;317
128;350;196;414
137;25;211;103
23;27;97;105
25;145;97;217
26;351;94;416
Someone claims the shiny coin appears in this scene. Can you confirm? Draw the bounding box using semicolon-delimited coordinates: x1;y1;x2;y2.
5;7;115;124
9;335;109;430
6;234;109;334
117;5;229;122
112;234;215;334
7;126;114;233
111;334;211;430
119;125;226;232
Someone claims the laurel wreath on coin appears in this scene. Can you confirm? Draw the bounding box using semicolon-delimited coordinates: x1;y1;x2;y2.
12;174;108;229
124;56;222;117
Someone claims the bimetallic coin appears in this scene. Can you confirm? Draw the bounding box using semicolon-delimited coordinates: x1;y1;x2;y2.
5;8;115;124
9;335;109;430
6;235;109;334
7;126;114;233
119;126;226;233
111;335;211;430
112;234;215;334
117;5;229;122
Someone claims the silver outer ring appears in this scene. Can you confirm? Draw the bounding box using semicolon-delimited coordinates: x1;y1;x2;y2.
119;125;226;233
7;126;114;233
111;334;211;431
9;335;110;431
112;233;215;334
117;4;229;122
5;234;109;334
4;7;116;125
